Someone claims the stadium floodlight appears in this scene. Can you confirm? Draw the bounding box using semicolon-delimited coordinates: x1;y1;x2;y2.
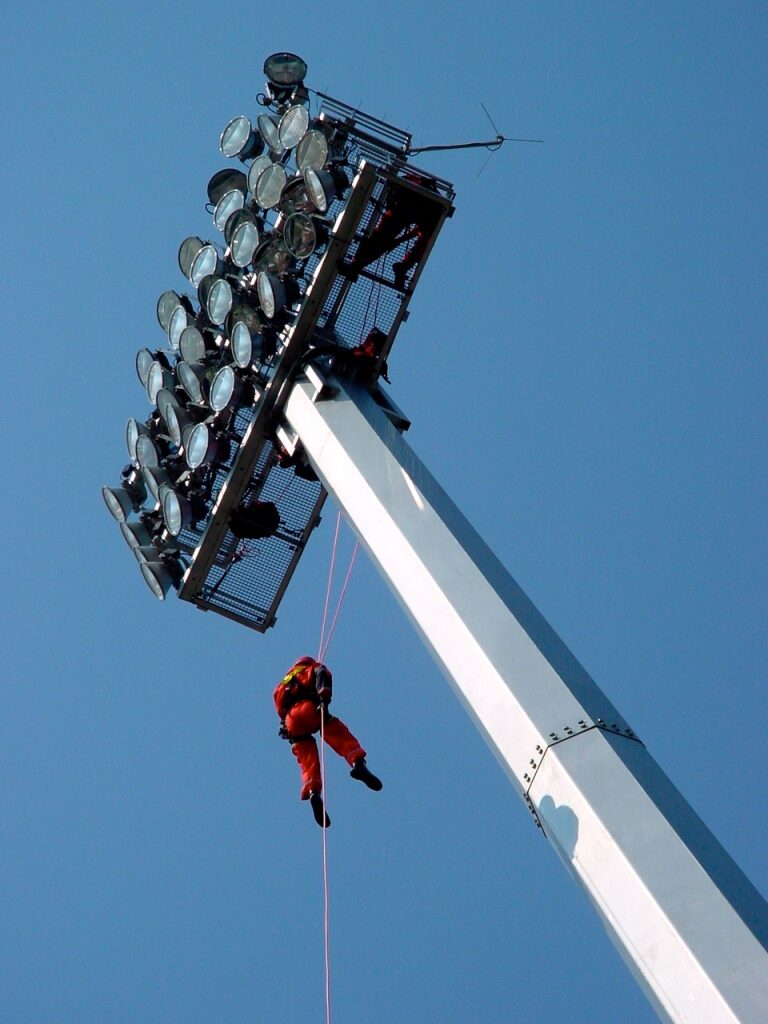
230;321;257;368
220;115;265;161
209;364;244;413
296;129;329;171
254;163;287;209
303;167;336;212
283;212;325;259
126;417;150;463
177;360;212;406
160;486;204;537
168;305;194;350
179;324;213;364
156;290;185;332
184;422;228;470
178;236;205;281
277;104;310;150
140;557;181;600
189;244;222;287
147;360;174;404
225;211;260;268
252;236;291;275
257;114;282;156
102;473;147;523
257;271;287;319
213;188;245;232
207;168;248;206
136;348;160;388
135;434;160;470
263;52;307;88
198;275;233;326
247;155;273;199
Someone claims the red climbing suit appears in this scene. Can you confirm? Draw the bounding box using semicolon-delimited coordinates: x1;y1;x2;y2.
275;657;366;800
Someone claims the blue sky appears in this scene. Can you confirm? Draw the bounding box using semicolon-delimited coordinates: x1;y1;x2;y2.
2;3;766;1022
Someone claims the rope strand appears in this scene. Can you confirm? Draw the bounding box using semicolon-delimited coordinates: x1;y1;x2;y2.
320;707;332;1024
318;512;342;659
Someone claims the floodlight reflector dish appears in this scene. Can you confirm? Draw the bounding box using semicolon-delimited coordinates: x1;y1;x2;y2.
136;434;160;469
231;321;254;368
209;365;242;413
207;168;248;206
247;155;273;198
136;348;155;387
102;483;145;523
257;114;282;155
257;271;286;319
263;52;307;87
190;244;220;287
179;324;208;364
161;487;191;536
230;219;260;268
177;361;209;406
140;560;174;600
168;305;192;350
164;402;193;448
156;290;183;332
199;275;233;325
284;212;320;259
303;167;335;213
213;188;245;232
126;417;149;462
278;105;309;150
255;164;287;209
252;237;291;275
178;236;205;281
185;423;213;469
296;129;329;171
147;361;173;405
220;115;264;160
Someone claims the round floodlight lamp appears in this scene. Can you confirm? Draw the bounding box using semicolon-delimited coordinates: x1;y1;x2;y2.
247;154;273;198
296;129;329;171
220;115;264;160
257;271;286;319
179;324;209;364
121;520;152;551
102;478;146;523
178;236;205;281
229;219;260;268
156;290;183;332
135;434;160;470
164;403;193;448
257;113;282;155
177;361;209;406
231;321;255;368
168;305;192;350
161;487;192;536
147;361;173;405
207;168;248;206
284;212;321;259
199;275;233;326
126;417;150;462
136;348;155;388
278;105;309;150
254;164;287;210
185;423;216;469
213;188;245;232
209;365;243;413
140;559;175;600
190;245;221;287
263;52;308;87
303;167;336;213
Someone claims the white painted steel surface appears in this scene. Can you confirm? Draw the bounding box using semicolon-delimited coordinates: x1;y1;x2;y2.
284;372;768;1024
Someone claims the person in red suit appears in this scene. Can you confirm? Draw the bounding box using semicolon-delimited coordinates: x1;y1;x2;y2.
275;656;382;827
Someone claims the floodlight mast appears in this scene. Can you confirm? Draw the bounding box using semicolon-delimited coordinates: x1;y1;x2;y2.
282;368;768;1024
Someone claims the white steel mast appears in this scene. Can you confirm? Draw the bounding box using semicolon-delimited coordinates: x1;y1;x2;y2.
282;367;768;1024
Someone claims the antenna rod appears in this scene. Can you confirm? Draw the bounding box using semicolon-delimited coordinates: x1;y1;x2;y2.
409;135;542;155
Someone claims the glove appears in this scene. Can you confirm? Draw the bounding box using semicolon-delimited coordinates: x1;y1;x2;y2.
278;723;292;741
317;689;332;707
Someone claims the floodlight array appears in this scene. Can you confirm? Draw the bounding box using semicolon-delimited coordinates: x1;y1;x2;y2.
102;53;361;601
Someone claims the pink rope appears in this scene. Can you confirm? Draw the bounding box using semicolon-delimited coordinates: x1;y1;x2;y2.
318;512;342;659
319;542;359;663
320;707;332;1024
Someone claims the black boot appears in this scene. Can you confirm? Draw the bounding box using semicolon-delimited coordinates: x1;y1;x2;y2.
309;791;331;828
350;759;383;791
